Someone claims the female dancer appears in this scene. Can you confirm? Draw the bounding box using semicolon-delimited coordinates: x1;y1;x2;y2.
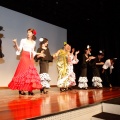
34;38;53;94
67;46;79;90
91;50;104;88
8;28;44;95
78;45;95;89
53;43;70;92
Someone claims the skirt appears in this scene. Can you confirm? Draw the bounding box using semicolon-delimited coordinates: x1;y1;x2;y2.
8;51;42;91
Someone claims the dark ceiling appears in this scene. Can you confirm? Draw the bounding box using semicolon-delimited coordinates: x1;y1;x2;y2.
1;0;120;30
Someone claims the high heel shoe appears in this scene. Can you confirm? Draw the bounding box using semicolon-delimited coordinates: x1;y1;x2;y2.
28;91;34;95
68;87;73;90
60;88;67;92
40;88;48;94
19;91;26;95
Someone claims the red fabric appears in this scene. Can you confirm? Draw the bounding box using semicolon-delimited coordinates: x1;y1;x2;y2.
8;51;42;91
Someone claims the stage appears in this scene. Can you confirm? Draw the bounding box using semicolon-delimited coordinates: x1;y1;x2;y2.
0;86;120;120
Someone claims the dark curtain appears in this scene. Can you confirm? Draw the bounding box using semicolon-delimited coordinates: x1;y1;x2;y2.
67;23;120;87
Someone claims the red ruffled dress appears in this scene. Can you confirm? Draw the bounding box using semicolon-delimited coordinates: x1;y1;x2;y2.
8;38;42;91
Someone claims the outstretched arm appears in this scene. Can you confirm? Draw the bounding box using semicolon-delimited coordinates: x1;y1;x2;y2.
13;39;20;51
52;50;60;58
36;50;45;58
72;50;80;64
96;62;104;65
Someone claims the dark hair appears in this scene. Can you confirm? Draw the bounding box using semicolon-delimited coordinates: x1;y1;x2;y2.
40;38;48;48
27;28;37;41
98;50;104;56
111;58;117;63
84;45;91;51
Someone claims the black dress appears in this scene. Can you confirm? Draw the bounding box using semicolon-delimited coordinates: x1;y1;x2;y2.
91;56;103;88
78;54;89;88
34;47;53;88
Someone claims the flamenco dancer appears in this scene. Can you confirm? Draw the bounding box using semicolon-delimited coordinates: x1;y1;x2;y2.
34;38;53;94
78;45;95;89
8;28;44;95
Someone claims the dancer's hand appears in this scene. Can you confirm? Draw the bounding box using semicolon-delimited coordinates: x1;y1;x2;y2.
53;54;56;58
75;50;80;55
13;39;17;44
12;39;18;49
37;53;45;58
37;50;46;58
89;56;96;60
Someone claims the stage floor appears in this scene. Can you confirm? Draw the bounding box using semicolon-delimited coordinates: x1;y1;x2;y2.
0;87;120;120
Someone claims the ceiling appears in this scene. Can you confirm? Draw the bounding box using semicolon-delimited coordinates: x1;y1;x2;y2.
1;0;119;30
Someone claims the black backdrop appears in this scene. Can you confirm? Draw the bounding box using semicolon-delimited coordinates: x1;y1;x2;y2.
67;20;120;86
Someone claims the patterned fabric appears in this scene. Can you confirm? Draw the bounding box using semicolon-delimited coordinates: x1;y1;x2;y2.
56;49;69;88
78;77;88;88
68;72;76;86
92;77;103;87
8;51;42;91
67;54;79;86
39;73;51;88
57;75;69;88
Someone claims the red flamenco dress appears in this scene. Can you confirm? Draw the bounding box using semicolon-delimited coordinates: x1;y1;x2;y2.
8;51;42;91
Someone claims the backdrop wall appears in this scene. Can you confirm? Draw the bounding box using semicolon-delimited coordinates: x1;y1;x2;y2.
0;6;67;87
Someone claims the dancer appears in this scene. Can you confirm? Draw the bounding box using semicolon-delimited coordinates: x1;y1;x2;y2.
67;47;80;90
0;36;4;58
78;45;95;89
102;57;117;88
91;50;104;88
95;50;105;79
34;38;53;94
8;28;44;95
53;43;70;92
0;26;5;58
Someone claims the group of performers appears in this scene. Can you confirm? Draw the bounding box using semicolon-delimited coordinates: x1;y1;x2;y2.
1;28;116;95
78;45;117;89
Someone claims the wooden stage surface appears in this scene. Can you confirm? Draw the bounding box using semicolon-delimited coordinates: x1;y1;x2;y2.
0;86;120;120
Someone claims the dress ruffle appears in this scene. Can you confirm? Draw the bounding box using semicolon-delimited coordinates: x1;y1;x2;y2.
57;73;76;88
92;82;103;87
92;77;103;87
92;77;102;82
78;77;88;88
39;73;51;88
67;64;76;87
8;51;42;91
78;77;88;82
68;72;76;86
39;73;51;81
8;65;42;91
57;75;69;88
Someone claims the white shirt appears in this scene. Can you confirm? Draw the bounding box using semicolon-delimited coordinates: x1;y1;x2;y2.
102;59;114;74
16;38;36;57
